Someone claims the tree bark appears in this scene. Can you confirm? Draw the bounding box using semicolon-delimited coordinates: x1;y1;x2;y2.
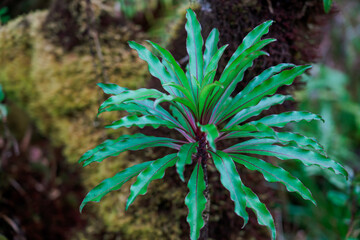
200;159;210;240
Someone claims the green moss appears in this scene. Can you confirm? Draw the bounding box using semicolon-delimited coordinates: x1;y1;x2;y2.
0;10;189;240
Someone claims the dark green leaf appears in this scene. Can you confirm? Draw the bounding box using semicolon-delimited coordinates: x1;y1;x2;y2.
323;0;332;13
0;85;4;102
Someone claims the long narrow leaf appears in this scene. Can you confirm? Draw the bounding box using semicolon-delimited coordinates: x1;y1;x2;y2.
106;115;178;130
80;161;152;212
177;142;198;182
129;41;175;94
185;163;207;240
126;154;178;209
249;111;323;128
229;144;348;177
242;185;276;239
79;134;181;166
199;124;219;151
203;28;219;73
226;65;312;118
231;154;315;204
225;95;292;128
97;83;128;95
225;20;273;68
185;9;204;92
204;45;228;85
98;88;165;113
235;63;295;100
147;40;191;93
210;151;249;225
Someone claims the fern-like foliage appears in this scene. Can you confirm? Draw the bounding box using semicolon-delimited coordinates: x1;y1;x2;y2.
79;9;347;239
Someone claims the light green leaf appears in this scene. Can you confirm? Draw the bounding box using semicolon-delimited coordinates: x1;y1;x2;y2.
79;133;180;166
231;154;315;204
0;104;7;119
210;151;249;225
169;104;194;135
228;65;311;116
163;82;194;103
250;111;323;128
242;185;276;239
98;88;165;113
128;41;175;94
274;131;325;154
106;115;177;130
220;39;275;87
147;40;191;94
226;20;273;68
203;28;219;73
236;63;295;99
97;83;128;95
80;161;152;212
204;45;228;85
229;144;348;177
225;95;292;128
199;81;223;116
223;122;325;154
126;154;178;209
185;163;207;240
99;99;181;127
173;97;198;116
177;142;198;182
154;94;175;107
210;51;269;123
221;122;278;140
199;124;219;151
185;9;204;91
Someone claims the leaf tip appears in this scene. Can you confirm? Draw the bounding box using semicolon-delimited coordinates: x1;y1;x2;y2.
79;202;86;213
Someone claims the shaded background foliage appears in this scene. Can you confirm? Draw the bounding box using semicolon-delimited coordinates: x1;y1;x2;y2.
0;0;359;239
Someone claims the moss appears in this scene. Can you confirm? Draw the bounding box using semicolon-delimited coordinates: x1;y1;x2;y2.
0;9;190;240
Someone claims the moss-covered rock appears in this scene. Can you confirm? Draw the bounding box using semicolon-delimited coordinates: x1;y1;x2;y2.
0;10;188;240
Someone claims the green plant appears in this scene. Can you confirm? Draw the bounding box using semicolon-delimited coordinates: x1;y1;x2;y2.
284;65;360;240
0;85;7;121
323;0;333;13
0;7;10;25
79;9;347;240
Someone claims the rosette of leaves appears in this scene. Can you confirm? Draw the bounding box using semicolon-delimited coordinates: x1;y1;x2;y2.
79;9;347;240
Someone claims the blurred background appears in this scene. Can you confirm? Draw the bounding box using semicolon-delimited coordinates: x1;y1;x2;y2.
0;0;359;239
